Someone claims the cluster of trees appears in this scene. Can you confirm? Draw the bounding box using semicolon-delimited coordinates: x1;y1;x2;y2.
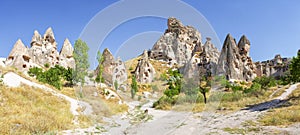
28;65;73;90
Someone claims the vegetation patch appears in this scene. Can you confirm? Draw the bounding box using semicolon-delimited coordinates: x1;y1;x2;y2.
0;85;73;134
259;85;300;126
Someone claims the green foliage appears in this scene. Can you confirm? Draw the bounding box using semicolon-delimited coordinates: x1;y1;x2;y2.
290;50;300;82
131;75;138;99
253;76;276;89
231;85;244;93
114;80;119;90
73;39;90;86
28;65;73;90
44;63;50;68
244;82;262;95
95;50;104;83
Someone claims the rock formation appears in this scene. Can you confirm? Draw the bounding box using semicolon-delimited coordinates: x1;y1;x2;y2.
5;27;75;71
216;34;257;81
150;17;202;67
182;37;219;79
95;48;127;86
134;50;156;83
255;54;290;78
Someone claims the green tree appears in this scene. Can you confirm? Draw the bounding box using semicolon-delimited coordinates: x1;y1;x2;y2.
95;50;104;84
290;50;300;83
131;75;138;99
73;39;90;95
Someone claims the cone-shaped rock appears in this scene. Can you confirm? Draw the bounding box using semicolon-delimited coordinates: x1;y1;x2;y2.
134;50;156;83
60;38;74;58
8;39;27;59
31;30;42;47
217;34;244;80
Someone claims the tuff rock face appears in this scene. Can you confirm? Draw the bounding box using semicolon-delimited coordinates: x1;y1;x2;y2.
95;48;127;86
134;50;156;83
216;34;257;81
255;54;291;78
150;17;202;66
5;28;75;71
182;37;220;79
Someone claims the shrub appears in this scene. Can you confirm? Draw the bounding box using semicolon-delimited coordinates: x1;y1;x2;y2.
28;65;73;90
44;63;50;68
253;76;276;89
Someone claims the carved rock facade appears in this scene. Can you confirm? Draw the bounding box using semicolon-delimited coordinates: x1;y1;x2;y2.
5;28;75;71
150;17;202;67
95;48;127;87
134;50;156;83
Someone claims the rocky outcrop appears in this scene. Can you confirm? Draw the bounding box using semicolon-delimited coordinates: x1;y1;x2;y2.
59;39;75;68
255;54;291;78
150;17;202;67
95;48;127;87
5;27;75;71
134;50;156;83
182;37;219;78
216;34;257;81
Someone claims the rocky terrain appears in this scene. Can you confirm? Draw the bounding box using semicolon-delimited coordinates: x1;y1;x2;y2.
0;17;299;134
5;28;75;71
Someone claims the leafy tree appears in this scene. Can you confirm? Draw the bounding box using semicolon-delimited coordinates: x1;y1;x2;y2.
95;50;104;84
73;39;90;95
131;75;138;99
290;50;300;82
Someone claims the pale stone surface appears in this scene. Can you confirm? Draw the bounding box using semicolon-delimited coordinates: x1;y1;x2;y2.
150;17;202;67
255;54;291;78
216;34;257;81
134;50;156;83
95;48;127;87
5;28;75;71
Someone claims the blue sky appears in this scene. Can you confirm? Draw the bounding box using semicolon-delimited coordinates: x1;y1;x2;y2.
1;0;299;66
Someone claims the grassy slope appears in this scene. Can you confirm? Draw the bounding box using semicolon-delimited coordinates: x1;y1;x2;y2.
0;85;73;134
259;84;300;126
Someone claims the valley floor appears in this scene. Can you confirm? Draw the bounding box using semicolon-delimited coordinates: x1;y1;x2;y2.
64;83;300;135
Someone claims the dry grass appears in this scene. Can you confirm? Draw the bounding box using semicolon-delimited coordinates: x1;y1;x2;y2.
0;85;73;134
74;86;128;123
259;84;300;127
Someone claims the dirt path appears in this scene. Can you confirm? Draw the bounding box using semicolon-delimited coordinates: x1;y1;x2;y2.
2;72;93;124
98;83;299;135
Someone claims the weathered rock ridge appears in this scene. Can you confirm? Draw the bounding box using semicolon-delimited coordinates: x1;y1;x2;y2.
5;28;75;71
150;17;202;67
255;54;291;78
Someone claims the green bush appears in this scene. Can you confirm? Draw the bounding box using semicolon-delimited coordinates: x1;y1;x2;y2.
28;65;73;90
253;76;276;89
244;82;262;96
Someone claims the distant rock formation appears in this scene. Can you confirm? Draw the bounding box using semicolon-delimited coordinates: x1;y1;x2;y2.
216;34;257;81
150;17;202;66
95;48;127;86
134;50;156;83
182;37;220;79
5;27;75;71
255;54;291;78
